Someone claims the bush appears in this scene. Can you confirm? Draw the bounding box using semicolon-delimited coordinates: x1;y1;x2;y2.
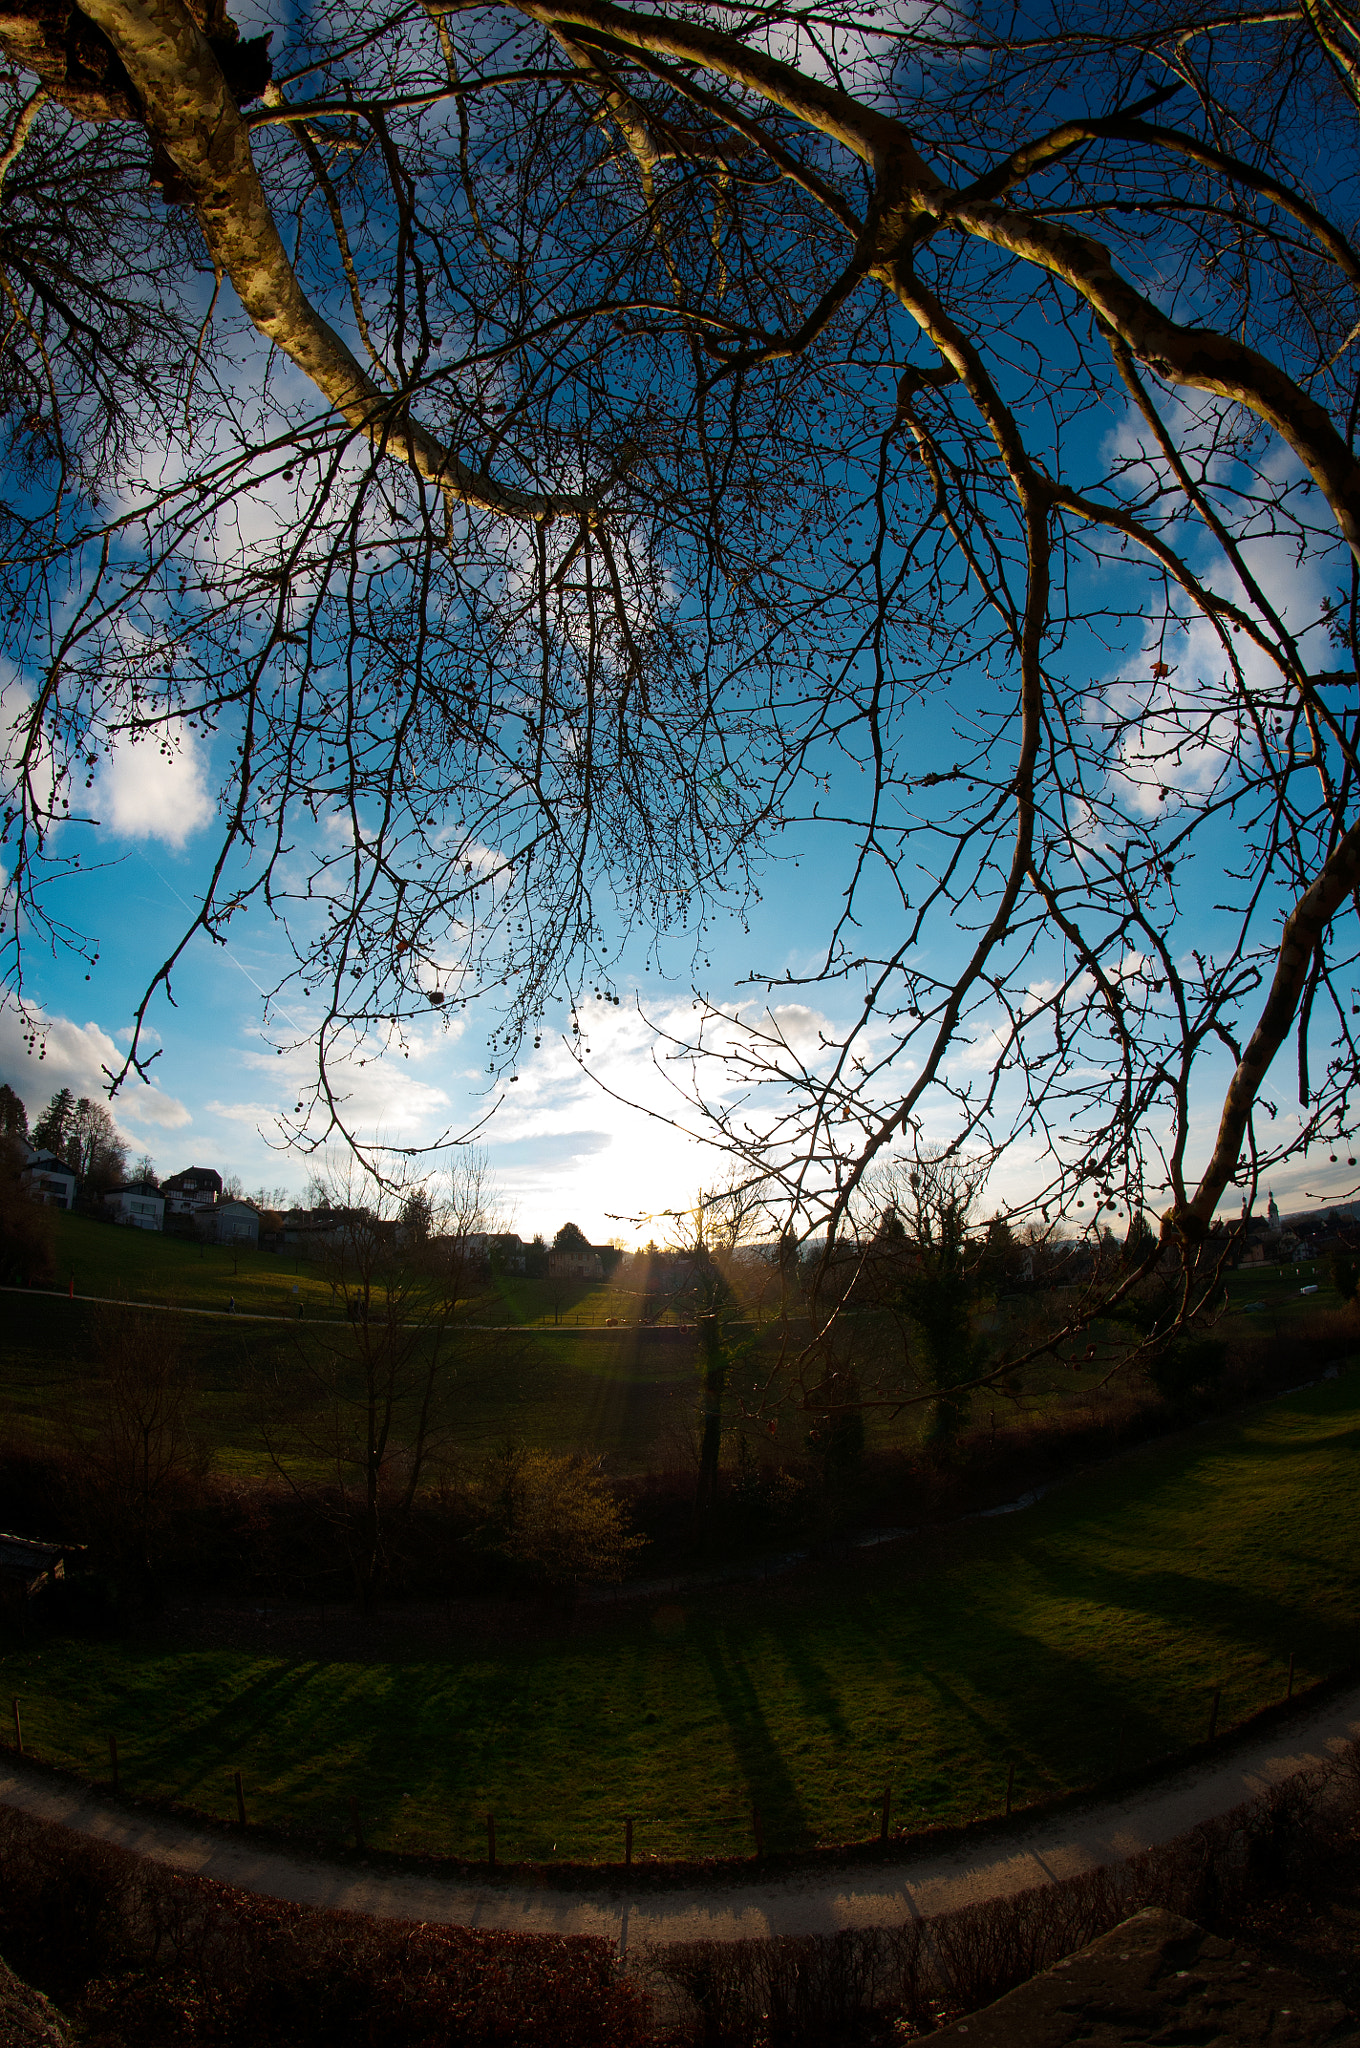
468;1441;647;1587
1329;1251;1359;1308
0;1138;55;1286
640;1737;1360;2044
1147;1335;1228;1405
0;1809;651;2046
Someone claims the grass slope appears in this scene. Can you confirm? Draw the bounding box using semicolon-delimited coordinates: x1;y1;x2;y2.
3;1370;1356;1863
5;1220;1351;1479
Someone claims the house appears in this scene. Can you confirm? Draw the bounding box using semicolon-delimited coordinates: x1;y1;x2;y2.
197;1198;259;1247
548;1246;605;1280
104;1180;165;1231
279;1208;350;1256
161;1166;223;1218
17;1145;77;1210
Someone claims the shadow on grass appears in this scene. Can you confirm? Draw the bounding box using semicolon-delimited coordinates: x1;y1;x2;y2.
695;1626;810;1850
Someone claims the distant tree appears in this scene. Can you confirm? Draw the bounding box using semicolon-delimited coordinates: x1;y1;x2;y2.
41;1094;128;1190
220;1173;245;1200
976;1215;1020;1296
553;1221;591;1252
30;1090;128;1191
261;1152;500;1608
524;1233;548;1278
31;1087;75;1157
0;1085;28;1141
1146;1333;1227;1407
67;1313;209;1603
674;1173;770;1518
876;1152;987;1446
131;1152;157;1185
400;1185;434;1243
1330;1251;1359;1309
1123;1211;1159;1271
804;1367;866;1494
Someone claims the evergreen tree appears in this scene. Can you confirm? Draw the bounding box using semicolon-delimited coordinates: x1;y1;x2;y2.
31;1087;75;1157
0;1085;27;1141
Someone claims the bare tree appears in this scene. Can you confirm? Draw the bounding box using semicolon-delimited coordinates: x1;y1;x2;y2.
865;1151;988;1444
261;1151;497;1606
666;1173;771;1515
1;0;1358;1350
68;1312;208;1601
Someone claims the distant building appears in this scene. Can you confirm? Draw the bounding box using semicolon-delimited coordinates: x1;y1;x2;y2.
197;1198;259;1247
278;1208;356;1257
161;1166;223;1218
17;1145;77;1210
104;1180;165;1231
548;1246;605;1280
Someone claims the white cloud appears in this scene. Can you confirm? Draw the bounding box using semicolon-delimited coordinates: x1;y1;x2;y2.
96;729;214;847
0;1000;191;1131
235;1019;459;1147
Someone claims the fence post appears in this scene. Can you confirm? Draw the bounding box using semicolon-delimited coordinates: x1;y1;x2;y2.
880;1784;892;1842
625;1816;633;1869
1005;1762;1015;1816
752;1805;764;1859
486;1812;496;1870
349;1795;364;1852
1287;1650;1295;1701
234;1770;247;1826
108;1733;119;1790
1206;1687;1221;1744
10;1699;20;1755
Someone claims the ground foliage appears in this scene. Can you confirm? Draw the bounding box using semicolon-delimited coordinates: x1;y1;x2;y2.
0;1809;650;2046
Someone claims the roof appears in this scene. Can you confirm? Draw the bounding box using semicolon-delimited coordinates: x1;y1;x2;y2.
162;1166;223;1190
0;1532;83;1597
19;1147;74;1174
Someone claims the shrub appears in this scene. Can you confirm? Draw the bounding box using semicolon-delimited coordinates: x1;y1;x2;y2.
640;1738;1360;2044
0;1809;651;2046
0;1138;56;1286
467;1441;647;1586
1147;1335;1228;1405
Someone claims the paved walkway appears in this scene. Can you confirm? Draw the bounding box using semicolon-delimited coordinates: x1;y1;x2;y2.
0;1283;682;1332
3;1684;1358;1951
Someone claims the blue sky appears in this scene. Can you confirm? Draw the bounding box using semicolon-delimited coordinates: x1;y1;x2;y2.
4;698;1356;1241
0;755;879;1238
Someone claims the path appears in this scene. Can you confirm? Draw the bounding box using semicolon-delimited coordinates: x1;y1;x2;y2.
0;1283;696;1332
4;1684;1358;1950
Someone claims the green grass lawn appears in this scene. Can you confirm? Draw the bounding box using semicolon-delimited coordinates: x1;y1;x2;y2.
0;1291;703;1475
6;1214;1351;1481
3;1369;1356;1864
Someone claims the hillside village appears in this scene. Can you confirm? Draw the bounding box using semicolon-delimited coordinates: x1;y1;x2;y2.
4;1080;1358;1280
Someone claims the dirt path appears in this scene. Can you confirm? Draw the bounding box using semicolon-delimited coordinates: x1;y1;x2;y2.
0;1282;666;1332
4;1685;1358;1951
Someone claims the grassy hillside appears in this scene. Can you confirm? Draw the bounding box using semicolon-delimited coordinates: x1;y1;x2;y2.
3;1369;1356;1862
3;1212;1353;1477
